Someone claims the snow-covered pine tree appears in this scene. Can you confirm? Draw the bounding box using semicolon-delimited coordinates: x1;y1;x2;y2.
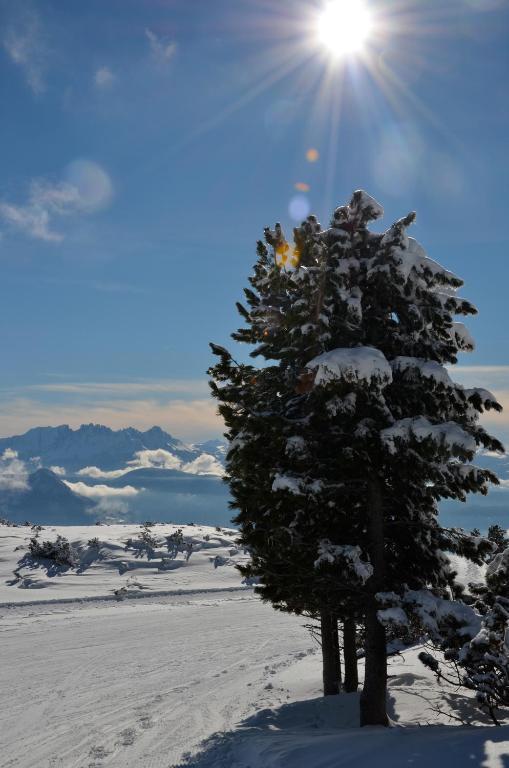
418;546;509;724
209;190;503;726
209;220;364;695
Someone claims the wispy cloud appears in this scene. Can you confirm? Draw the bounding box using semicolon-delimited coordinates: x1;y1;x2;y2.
2;9;47;95
145;28;177;66
453;365;509;381
94;66;115;88
0;396;222;442
41;276;146;295
0;200;60;242
30;379;210;396
0;160;113;242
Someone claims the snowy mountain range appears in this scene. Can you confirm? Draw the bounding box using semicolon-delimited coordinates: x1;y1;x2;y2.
0;424;229;526
0;424;507;529
0;424;224;471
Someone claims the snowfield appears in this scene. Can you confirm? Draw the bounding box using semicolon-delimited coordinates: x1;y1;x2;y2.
0;523;249;604
1;523;508;767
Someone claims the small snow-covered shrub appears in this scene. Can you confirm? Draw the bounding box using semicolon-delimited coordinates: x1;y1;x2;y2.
0;517;18;527
29;535;78;567
125;522;160;559
166;528;184;559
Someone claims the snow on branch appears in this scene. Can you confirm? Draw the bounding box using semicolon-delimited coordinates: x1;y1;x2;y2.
349;190;384;222
271;473;324;495
272;474;303;495
376;589;481;641
391;357;453;386
306;347;392;388
463;388;502;412
314;540;373;583
389;237;461;286
381;416;476;455
449;322;475;352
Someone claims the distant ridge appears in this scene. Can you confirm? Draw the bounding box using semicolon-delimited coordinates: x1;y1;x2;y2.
0;468;94;525
0;424;216;471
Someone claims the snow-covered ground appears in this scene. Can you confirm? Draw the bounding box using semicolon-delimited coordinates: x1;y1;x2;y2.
1;523;508;767
0;523;248;604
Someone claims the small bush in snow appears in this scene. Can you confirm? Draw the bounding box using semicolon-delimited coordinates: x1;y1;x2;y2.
125;524;160;559
0;517;18;527
166;528;184;559
87;537;100;549
29;535;79;567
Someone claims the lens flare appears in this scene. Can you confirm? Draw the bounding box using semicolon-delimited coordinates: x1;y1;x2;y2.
306;148;319;162
275;240;301;269
288;195;311;222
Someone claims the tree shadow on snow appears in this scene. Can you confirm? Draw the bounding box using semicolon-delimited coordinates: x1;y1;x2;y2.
75;546;106;574
172;694;509;768
7;552;72;584
386;669;505;728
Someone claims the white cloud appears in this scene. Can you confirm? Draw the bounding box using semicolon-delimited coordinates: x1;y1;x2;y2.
49;465;66;476
3;11;47;95
64;481;140;499
77;466;130;480
128;449;182;471
145;28;177;65
182;454;224;477
94;66;115;88
77;448;224;480
0;160;113;242
0;449;29;491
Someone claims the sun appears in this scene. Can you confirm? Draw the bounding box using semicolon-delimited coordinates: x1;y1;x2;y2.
316;0;373;58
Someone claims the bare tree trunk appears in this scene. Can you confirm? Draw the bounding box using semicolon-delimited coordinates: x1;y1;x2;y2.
360;477;389;726
320;610;341;695
343;618;358;693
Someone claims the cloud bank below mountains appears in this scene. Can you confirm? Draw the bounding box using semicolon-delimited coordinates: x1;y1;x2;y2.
77;447;224;480
0;449;29;491
63;481;140;498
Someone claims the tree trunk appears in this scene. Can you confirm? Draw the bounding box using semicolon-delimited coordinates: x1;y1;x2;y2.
343;618;358;693
360;603;388;725
360;477;389;726
320;610;341;695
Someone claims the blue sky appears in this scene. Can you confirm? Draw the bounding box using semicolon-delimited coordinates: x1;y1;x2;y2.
0;0;508;442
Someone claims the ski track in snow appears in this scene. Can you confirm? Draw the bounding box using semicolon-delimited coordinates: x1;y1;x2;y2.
0;594;311;768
